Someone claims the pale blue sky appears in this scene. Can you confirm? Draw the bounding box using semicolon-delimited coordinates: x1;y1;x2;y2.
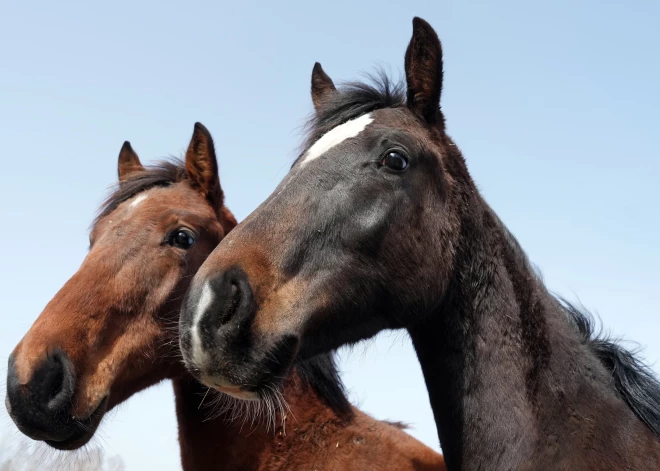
1;1;658;469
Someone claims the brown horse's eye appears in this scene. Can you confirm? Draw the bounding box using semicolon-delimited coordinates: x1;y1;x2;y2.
168;229;196;249
380;151;408;171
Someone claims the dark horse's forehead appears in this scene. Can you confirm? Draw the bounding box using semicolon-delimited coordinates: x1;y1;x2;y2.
298;107;434;168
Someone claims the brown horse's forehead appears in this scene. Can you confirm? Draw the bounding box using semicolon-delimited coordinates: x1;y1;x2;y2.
138;186;216;220
92;184;217;238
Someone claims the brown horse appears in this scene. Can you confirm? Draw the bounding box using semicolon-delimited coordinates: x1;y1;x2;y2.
179;18;660;470
5;123;445;470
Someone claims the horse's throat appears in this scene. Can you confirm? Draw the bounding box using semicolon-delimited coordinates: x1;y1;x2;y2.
172;376;271;471
409;266;551;469
409;206;559;467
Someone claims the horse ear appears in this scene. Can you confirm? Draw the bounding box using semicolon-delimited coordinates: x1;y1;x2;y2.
118;141;144;181
404;17;444;124
311;62;337;112
185;122;224;209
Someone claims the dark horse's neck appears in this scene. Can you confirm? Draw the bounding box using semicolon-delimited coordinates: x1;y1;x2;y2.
409;199;660;470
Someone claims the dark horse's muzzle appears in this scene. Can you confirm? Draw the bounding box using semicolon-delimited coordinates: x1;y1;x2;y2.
180;266;299;394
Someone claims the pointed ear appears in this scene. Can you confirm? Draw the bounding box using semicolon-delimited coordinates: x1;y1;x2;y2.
404;17;444;124
185;122;223;209
118;141;144;181
311;62;337;112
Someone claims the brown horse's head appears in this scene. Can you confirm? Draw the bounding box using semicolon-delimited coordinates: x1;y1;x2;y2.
6;123;236;450
179;18;470;396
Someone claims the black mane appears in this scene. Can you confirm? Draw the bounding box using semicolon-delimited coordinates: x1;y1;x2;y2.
561;299;660;437
94;158;353;417
94;159;186;227
302;71;405;154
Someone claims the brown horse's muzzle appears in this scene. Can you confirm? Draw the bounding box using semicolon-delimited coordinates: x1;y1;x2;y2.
6;349;107;450
5;245;176;449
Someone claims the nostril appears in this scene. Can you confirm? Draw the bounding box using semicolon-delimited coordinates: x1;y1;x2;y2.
196;267;255;339
45;356;65;404
46;359;64;402
219;280;242;326
40;352;75;412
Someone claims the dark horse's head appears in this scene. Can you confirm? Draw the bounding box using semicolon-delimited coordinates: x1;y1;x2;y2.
6;124;236;450
179;18;471;395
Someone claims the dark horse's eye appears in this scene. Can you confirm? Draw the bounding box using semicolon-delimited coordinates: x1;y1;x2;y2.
168;229;196;249
380;151;408;171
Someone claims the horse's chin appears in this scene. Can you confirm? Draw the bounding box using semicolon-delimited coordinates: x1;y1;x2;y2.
199;374;260;401
215;386;260;401
44;396;108;451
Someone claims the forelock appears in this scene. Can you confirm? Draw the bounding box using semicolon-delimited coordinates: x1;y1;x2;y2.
93;159;187;228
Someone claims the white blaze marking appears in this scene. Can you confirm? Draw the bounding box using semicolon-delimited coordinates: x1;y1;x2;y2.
129;193;149;209
300;113;374;166
191;282;214;369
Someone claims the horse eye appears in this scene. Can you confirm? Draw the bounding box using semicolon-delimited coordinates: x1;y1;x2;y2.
169;229;196;249
380;152;408;171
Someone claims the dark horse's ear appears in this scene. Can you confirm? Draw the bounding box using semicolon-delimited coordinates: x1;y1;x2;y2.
118;141;145;181
185;122;224;210
311;62;337;112
404;17;444;124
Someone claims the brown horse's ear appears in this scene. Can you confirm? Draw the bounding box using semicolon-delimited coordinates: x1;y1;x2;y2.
185;122;224;210
404;17;444;124
118;141;145;181
311;62;337;112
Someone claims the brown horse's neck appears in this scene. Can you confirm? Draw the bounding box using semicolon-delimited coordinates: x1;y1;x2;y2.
409;202;660;470
172;372;445;471
173;376;268;471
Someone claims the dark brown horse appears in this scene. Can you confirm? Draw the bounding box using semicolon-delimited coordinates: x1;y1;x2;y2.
179;18;660;470
5;124;445;470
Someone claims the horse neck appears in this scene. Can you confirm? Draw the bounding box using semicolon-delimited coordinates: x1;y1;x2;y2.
172;372;446;471
173;375;270;471
409;198;658;470
171;372;349;471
